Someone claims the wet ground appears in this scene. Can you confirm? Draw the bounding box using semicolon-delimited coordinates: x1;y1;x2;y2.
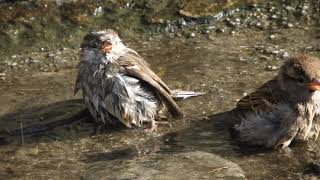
1;0;320;179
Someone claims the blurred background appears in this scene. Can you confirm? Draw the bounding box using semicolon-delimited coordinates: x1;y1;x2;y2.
0;0;319;74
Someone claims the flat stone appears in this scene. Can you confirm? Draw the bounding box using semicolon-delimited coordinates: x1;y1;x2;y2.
84;151;245;180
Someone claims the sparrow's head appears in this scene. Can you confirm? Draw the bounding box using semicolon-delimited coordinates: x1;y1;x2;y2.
80;29;125;55
278;54;320;102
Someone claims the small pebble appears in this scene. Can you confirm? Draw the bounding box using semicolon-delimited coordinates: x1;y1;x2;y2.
206;26;216;30
266;65;278;71
201;30;210;34
216;28;225;33
189;32;195;38
270;14;278;19
286;23;294;28
269;34;275;39
239;57;246;61
282;52;289;59
93;6;103;16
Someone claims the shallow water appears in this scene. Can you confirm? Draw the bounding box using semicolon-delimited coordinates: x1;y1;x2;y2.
0;25;320;179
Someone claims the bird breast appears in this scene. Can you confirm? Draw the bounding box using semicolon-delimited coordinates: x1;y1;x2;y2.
311;91;320;115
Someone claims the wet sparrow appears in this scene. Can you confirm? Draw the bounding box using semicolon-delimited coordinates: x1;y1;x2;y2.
75;30;202;132
234;55;320;148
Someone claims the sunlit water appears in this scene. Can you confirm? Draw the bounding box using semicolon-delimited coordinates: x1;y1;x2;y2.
0;26;320;179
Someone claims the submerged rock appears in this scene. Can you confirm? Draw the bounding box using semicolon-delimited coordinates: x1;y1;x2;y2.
84;151;245;179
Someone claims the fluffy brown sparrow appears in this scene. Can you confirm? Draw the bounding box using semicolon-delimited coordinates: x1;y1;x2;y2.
234;55;320;148
74;30;202;132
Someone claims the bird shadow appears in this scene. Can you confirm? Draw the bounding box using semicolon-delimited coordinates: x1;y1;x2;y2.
2;99;319;167
0;99;127;146
80;109;272;164
164;109;275;156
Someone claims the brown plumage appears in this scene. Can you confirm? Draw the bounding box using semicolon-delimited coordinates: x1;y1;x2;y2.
75;30;183;131
234;54;320;148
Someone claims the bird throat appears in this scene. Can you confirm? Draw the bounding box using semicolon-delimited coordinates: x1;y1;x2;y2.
101;42;112;54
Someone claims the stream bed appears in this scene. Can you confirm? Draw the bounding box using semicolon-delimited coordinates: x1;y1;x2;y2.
0;0;320;179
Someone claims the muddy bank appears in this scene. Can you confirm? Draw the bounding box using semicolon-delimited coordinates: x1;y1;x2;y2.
0;0;319;57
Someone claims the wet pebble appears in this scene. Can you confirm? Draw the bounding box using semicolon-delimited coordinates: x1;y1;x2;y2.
201;29;210;34
255;21;268;30
269;34;275;39
285;6;294;12
205;26;216;30
216;28;225;33
239;57;246;62
175;32;182;37
283;22;294;28
270;14;278;20
187;32;196;38
31;59;40;63
281;52;289;59
226;18;238;27
265;65;278;71
47;53;56;58
93;6;103;16
84;151;245;179
177;19;187;27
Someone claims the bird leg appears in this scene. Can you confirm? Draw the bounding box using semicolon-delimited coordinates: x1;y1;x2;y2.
275;117;302;149
144;120;158;133
275;132;297;149
144;121;170;133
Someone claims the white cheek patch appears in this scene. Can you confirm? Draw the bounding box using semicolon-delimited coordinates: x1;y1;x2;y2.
311;91;320;114
312;91;320;101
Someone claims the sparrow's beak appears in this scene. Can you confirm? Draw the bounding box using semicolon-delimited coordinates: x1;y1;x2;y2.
101;41;112;54
308;78;320;91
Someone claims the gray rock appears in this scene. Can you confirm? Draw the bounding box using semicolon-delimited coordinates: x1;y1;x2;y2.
84;151;245;180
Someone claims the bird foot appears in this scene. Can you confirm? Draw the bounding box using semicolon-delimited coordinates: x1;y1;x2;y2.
275;135;295;149
144;121;170;133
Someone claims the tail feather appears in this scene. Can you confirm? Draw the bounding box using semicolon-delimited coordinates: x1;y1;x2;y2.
171;90;206;101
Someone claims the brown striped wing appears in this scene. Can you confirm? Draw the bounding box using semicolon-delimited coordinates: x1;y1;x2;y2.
236;78;282;111
117;50;183;117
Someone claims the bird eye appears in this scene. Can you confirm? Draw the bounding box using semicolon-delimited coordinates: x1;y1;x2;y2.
297;77;305;84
